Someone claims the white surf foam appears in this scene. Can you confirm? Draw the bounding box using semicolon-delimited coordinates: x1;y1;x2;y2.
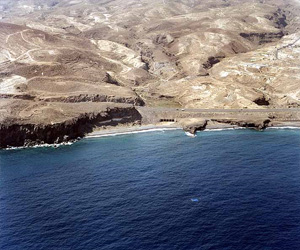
266;126;300;130
86;128;181;138
5;141;74;151
202;127;247;132
185;132;197;137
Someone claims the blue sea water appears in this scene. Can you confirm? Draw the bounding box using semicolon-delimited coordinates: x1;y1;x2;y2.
1;129;300;250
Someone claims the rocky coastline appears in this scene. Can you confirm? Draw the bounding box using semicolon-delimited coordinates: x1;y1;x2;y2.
1;107;299;149
0;106;142;148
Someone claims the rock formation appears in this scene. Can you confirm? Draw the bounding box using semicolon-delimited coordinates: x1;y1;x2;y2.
180;118;208;134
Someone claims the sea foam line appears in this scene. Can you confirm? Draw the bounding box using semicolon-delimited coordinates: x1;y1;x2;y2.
266;126;300;130
5;141;74;151
86;127;181;138
202;127;247;132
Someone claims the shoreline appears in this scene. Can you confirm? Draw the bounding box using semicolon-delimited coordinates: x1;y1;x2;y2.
86;121;300;139
86;124;182;138
3;122;300;150
2;104;300;150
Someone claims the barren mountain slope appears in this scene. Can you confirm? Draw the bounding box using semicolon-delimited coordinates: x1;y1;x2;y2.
0;0;300;147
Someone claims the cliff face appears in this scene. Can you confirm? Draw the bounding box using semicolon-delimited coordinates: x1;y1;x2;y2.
0;106;142;148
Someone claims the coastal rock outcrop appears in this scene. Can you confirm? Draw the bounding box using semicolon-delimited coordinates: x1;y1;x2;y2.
180;117;271;134
180;118;208;134
212;119;271;130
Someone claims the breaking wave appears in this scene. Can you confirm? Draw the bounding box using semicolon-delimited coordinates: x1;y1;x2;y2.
5;141;75;151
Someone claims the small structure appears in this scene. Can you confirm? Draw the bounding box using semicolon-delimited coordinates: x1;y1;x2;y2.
159;119;176;122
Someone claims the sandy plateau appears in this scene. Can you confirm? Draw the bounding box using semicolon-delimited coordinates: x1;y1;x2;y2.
0;0;300;148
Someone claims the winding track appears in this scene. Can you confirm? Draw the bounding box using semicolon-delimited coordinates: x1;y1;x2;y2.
275;36;300;59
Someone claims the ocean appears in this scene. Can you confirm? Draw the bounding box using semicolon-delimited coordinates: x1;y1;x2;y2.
1;129;300;249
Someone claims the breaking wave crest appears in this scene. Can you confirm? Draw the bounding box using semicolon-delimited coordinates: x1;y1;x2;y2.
5;141;75;151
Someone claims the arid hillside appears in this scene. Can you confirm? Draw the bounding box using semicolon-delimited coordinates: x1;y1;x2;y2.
0;0;300;146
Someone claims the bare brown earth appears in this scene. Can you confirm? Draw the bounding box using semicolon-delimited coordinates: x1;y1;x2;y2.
0;0;300;147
